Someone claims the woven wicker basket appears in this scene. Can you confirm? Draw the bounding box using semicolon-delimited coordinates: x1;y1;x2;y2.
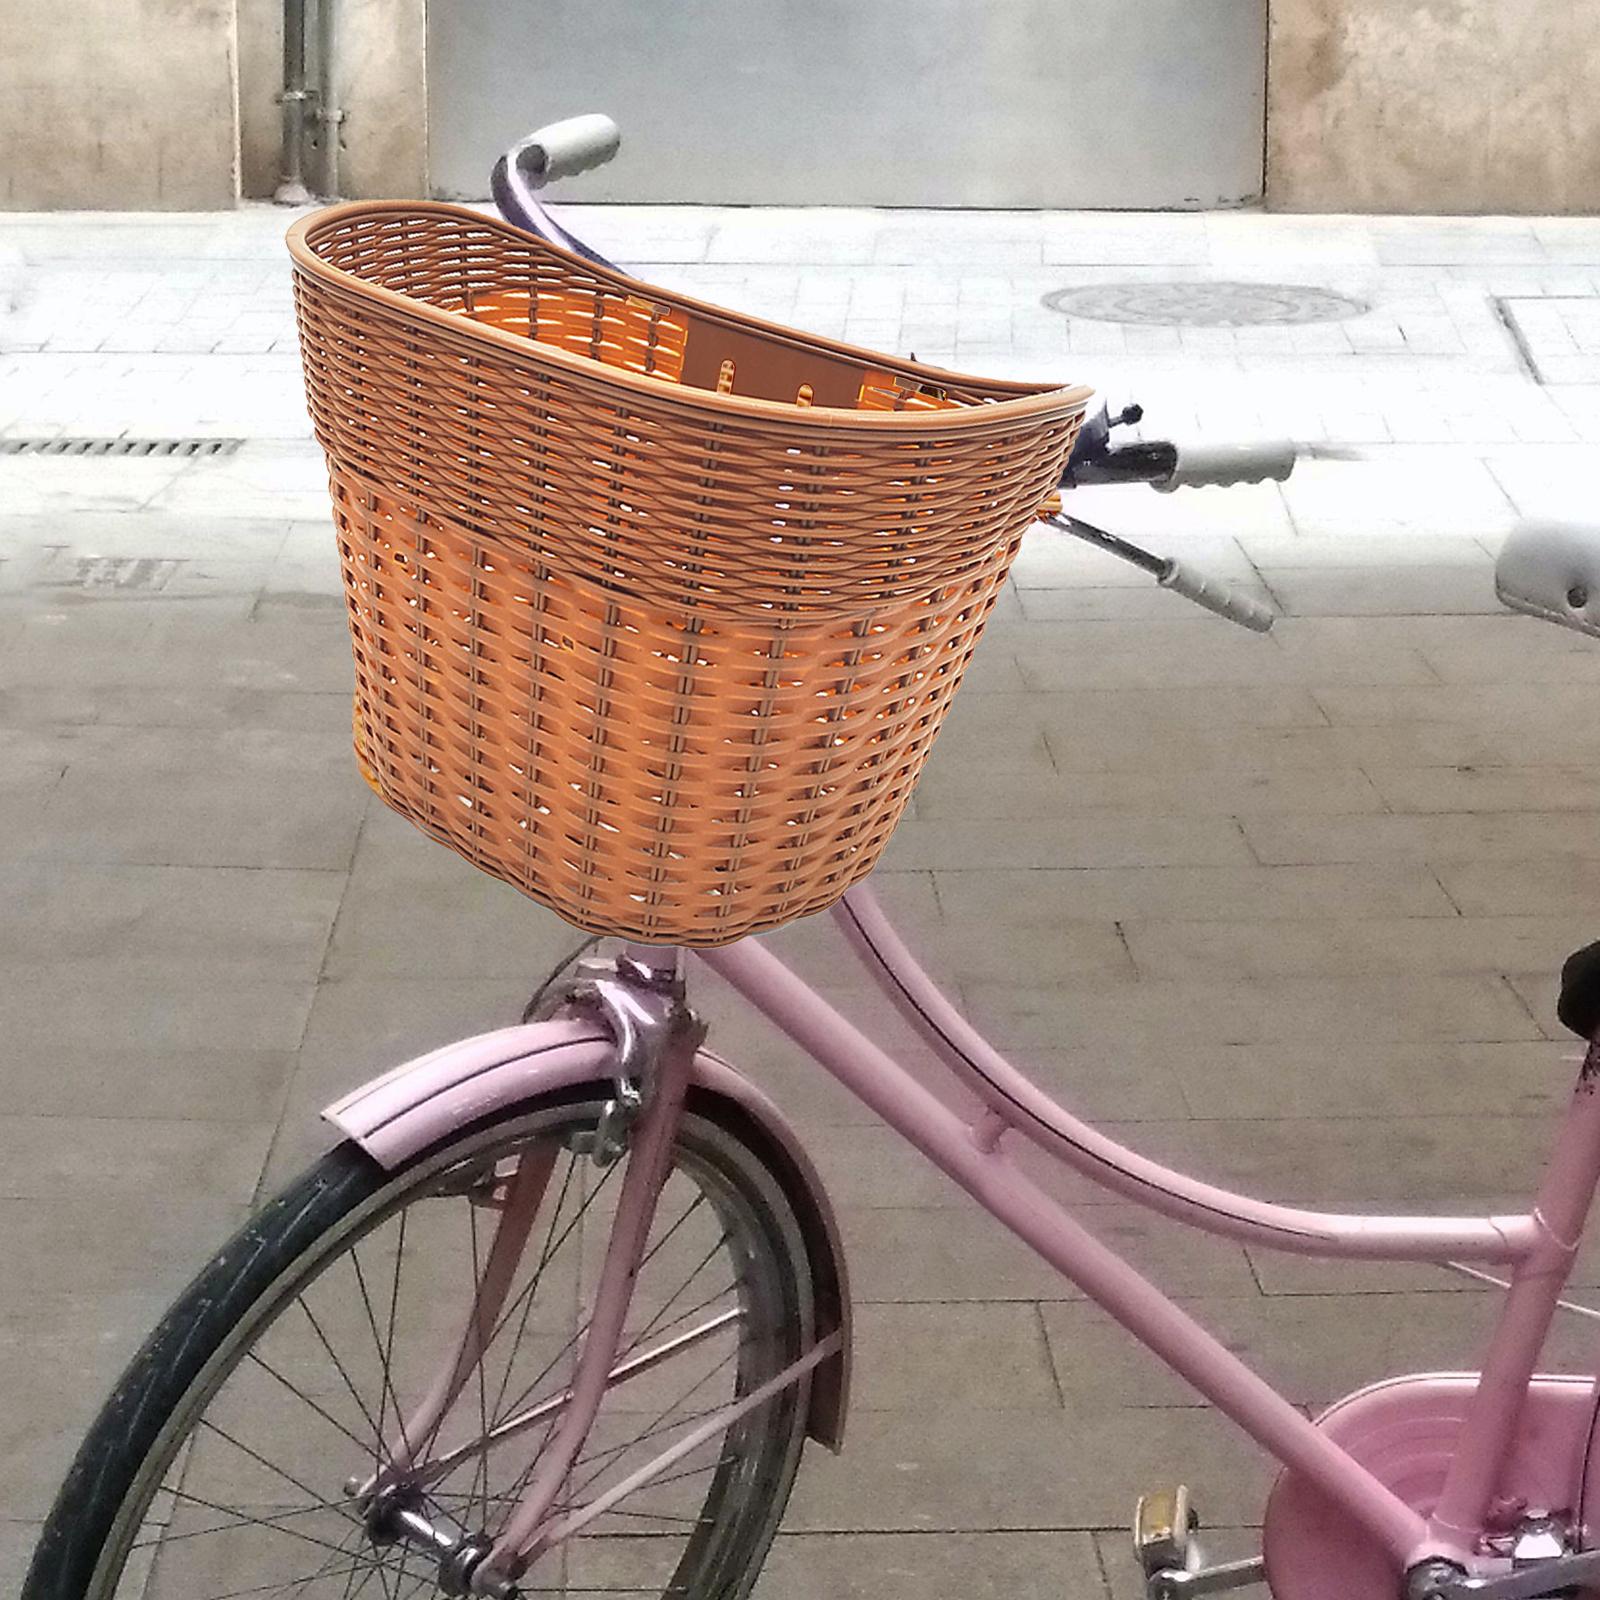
288;202;1091;944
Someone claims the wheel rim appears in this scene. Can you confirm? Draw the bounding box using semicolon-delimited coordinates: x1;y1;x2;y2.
85;1103;811;1600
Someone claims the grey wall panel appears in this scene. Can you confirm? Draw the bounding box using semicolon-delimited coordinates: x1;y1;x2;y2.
427;0;1267;209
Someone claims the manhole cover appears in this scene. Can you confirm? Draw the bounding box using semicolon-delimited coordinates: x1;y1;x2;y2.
1042;282;1368;327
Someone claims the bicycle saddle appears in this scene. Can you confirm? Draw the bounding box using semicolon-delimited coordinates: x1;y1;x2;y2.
1558;941;1600;1040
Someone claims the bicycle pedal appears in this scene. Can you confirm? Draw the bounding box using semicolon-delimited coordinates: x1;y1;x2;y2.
1134;1485;1198;1578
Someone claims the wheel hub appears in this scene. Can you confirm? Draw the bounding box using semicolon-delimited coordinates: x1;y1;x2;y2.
362;1483;511;1596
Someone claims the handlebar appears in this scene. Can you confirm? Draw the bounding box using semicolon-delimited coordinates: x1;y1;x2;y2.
487;112;1289;641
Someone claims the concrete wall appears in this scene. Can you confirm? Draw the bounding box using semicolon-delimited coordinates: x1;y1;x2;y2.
1;0;240;209
427;0;1268;209
1268;0;1600;213
9;1;1600;213
332;0;427;199
237;0;283;199
0;0;423;210
235;0;426;200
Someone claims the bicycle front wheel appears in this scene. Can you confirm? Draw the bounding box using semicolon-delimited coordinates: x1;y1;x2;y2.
24;1088;816;1600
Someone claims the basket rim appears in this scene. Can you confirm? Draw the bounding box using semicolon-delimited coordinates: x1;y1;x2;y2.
287;200;1095;435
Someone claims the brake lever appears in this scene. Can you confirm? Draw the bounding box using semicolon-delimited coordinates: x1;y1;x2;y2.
1042;513;1276;633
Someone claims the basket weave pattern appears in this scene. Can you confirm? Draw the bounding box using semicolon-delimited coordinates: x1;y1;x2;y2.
291;204;1090;944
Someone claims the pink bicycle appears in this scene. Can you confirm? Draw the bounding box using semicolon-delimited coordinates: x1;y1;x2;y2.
24;118;1600;1600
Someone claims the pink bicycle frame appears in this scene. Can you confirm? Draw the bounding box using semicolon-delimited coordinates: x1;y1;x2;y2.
699;885;1600;1574
333;886;1600;1591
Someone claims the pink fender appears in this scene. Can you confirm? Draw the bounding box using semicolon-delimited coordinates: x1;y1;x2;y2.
322;1017;851;1449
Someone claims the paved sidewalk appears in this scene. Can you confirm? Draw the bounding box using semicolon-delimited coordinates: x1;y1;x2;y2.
4;204;1600;1597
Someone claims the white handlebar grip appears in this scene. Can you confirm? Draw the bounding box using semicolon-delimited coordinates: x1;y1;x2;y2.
517;114;622;185
1495;519;1600;640
1155;440;1298;493
1158;560;1276;631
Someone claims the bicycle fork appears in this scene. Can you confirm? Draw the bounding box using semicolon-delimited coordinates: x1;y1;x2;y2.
356;943;840;1597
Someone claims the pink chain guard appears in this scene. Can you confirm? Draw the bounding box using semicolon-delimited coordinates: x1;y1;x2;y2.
1264;1373;1600;1599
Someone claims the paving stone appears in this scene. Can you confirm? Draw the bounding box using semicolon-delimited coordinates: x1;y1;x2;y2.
1363;764;1600;813
883;815;1255;872
0;1525;39;1595
912;764;1385;818
0;1114;271;1205
322;803;584;980
755;1531;1104;1600
0;861;342;973
1435;856;1600;917
0;1191;250;1519
1314;682;1600;730
785;1406;1271;1531
934;863;1458;924
959;973;1540;1051
1242;811;1600;867
839;1202;1258;1304
6;1046;295;1123
16;721;367;870
850;1303;1060;1411
1165;1040;1567;1121
0;959;315;1058
1123;914;1597;981
1262;566;1508;618
1041;1291;1595;1413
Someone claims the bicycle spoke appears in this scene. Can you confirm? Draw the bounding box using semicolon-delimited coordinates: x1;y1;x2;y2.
379;1207;410;1462
565;1346;741;1504
348;1232;407;1468
188;1427;340;1535
485;1154;619;1374
180;1555;376;1600
487;1196;723;1443
614;1234;731;1364
369;1548;400;1600
243;1348;383;1461
576;1504;707;1527
467;1191;493;1535
486;1226;743;1533
294;1294;388;1455
285;1531;372;1600
131;1494;356;1551
485;1149;581;1427
390;1554;438;1600
337;1538;371;1600
476;1159;630;1434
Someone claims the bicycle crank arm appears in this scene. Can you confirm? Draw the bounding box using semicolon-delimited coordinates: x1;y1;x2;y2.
1149;1557;1267;1599
1427;1549;1600;1600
